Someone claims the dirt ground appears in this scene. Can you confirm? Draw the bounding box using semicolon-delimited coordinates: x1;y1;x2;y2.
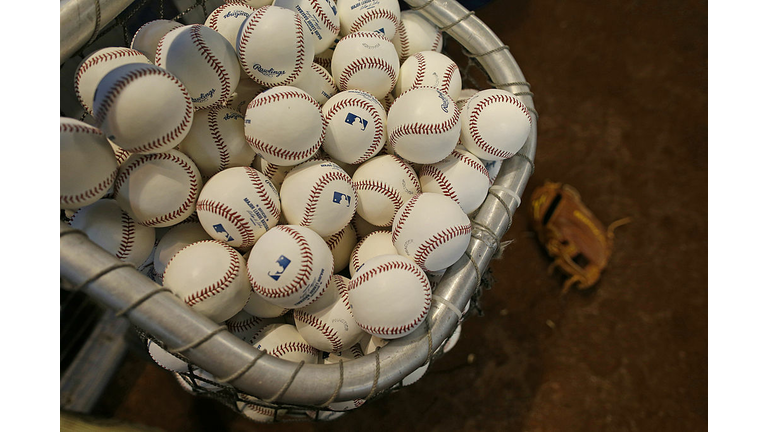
91;0;707;430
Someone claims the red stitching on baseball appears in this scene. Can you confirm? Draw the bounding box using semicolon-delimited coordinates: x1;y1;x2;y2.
227;314;264;333
131;20;182;53
388;91;460;152
207;2;255;31
412;52;426;88
468;93;532;159
207;106;230;174
325;228;346;251
244;403;276;416
396;19;409;62
440;62;458;95
300;170;353;227
312;62;336;90
284;11;309;86
392;155;421;192
93;65;193;154
189;24;231;106
249;225;313;299
196;199;256;248
309;0;340;35
294;310;343;352
351;180;404;226
325;94;384;164
314;56;332;70
431;30;443;51
348;9;399;34
114;152;199;227
451;149;491;185
175;241;241;306
75;48;147;114
413;224;471;269
349;230;389;274
116;211;135;262
420;165;459;206
338;57;397;93
339;31;390;43
270;341;317;358
244;167;280;220
237;6;268;80
391;192;421;244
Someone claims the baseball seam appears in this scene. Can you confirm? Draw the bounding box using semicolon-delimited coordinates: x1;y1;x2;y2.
413;224;472;270
244;167;281;220
349;230;389;273
391;192;421;244
116;211;135;262
196;199;256;247
208;106;230;174
227;315;264;333
393;156;421;192
309;0;340;35
74;48;147;114
294;310;343;352
420;165;460;206
324;96;385;163
270;341;317;357
189;24;231;107
396;19;409;61
388;94;460;152
177;241;241;306
351;180;404;226
325;228;347;252
348;9;399;35
338;57;397;93
207;3;255;31
468;94;532;159
452;149;492;185
440;62;458;95
412;52;426;88
237;6;269;82
249;225;313;299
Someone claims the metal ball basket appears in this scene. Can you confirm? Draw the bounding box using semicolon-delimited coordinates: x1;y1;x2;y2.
59;0;537;422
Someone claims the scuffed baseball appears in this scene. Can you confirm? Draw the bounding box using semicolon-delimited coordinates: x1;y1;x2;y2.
74;47;152;116
60;118;118;210
247;225;334;309
348;230;397;276
93;63;194;154
69;199;155;268
391;192;471;272
337;0;400;41
196;166;281;249
459;89;532;161
331;31;400;99
295;274;364;352
348;254;431;339
394;10;443;63
130;19;184;64
395;51;461;101
419;147;491;214
113;150;201;228
274;0;341;54
350;154;420;226
322;90;387;165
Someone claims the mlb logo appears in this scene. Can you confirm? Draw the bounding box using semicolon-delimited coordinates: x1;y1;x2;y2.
332;191;352;207
212;224;234;242
374;28;385;35
344;113;368;131
268;255;292;281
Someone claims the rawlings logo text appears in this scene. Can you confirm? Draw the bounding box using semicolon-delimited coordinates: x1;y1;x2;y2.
252;64;286;78
191;88;216;103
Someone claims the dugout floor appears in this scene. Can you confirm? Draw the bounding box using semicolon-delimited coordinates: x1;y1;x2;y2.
88;1;708;430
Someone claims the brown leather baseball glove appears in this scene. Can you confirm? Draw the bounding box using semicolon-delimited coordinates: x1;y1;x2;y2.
529;181;630;295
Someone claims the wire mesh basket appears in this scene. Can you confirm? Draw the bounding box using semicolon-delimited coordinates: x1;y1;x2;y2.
60;0;537;422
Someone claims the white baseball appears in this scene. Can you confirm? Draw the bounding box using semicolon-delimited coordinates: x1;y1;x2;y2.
324;223;357;273
110;141;131;167
455;88;478;112
337;0;400;40
196;166;281;249
69;199;155;268
252;323;319;363
178;106;256;179
348;254;431;339
349;230;397;276
318;344;365;414
460;89;532;160
289;61;338;105
130;19;184;64
236;5;312;86
394;10;443;63
236;399;286;423
60;118;118;210
227;77;267;115
252;155;293;191
93;63;194;154
350;212;383;241
156;24;241;109
74;47;151;116
419;147;491;214
331;31;400;99
244;86;325;166
243;290;290;318
163;240;251;322
441;323;461;354
392;192;471;272
425;268;446;290
113;150;201;228
387;86;460;164
322;90;387;164
395;51;460;100
295;274;363;352
147;340;189;373
204;3;256;50
402;361;429;386
226;309;285;343
274;0;341;54
313;34;340;71
280;159;357;237
350;154;420;226
379;91;395;112
153;221;212;280
247;225;334;309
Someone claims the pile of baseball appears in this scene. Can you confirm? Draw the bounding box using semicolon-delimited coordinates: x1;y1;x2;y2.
61;0;531;420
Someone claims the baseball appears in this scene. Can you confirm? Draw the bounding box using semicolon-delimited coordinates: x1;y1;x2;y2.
387;86;461;164
69;199;155;268
252;155;293;191
178;106;256;179
247;225;334;309
394;10;443;63
349;230;397;276
350;154;420;226
455;88;478;112
113;150;201;228
294;274;364;352
313;34;340;71
324;223;357;273
226;309;285;343
392;192;471;272
252;323;319;363
156;24;241;109
481;158;502;185
317;345;365;415
395;51;461;100
236;5;312;86
331;31;400;99
147;339;189;373
163;240;252;323
289;61;338;105
153;221;212;281
441;323;462;354
350;212;383;240
273;0;341;54
322;90;387;164
244;86;325;166
60;118;118;210
74;47;151;116
459;89;532;160
93;63;194;154
280;160;357;238
347;254;431;339
419;147;492;214
130;19;184;64
227;77;266;115
204;3;256;50
243;289;290;318
337;0;400;41
196;166;281;249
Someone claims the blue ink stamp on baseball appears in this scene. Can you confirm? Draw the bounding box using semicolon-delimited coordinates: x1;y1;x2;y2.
212;224;234;242
332;191;352;207
344;113;368;131
268;255;292;281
